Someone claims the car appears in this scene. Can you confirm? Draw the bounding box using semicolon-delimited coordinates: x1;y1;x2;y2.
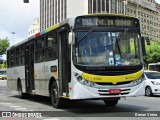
0;70;6;80
144;70;160;96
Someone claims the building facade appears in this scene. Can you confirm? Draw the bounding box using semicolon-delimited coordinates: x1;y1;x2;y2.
40;0;160;41
28;17;40;37
126;0;160;40
40;0;127;31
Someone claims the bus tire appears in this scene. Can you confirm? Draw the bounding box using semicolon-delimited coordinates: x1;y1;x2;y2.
50;81;64;108
103;99;119;106
17;81;26;99
145;86;153;97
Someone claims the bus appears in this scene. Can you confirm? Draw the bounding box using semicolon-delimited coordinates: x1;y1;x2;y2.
7;14;145;108
148;62;160;72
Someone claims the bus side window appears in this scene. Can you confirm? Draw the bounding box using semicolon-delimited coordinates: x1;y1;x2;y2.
7;51;11;67
46;32;57;61
16;47;21;66
21;46;25;65
35;38;45;62
46;33;56;47
11;50;15;66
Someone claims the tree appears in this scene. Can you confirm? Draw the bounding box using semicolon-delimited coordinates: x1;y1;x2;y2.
143;40;160;67
0;38;10;55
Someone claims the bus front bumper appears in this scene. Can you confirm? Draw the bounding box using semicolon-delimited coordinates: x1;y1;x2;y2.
69;81;145;100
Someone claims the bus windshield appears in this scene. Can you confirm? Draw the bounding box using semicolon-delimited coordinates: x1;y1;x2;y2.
73;30;141;66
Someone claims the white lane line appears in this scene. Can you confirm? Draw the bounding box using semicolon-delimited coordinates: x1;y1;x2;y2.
0;93;4;95
11;91;18;95
0;102;35;111
15;108;28;110
0;102;12;105
9;106;22;108
43;118;61;120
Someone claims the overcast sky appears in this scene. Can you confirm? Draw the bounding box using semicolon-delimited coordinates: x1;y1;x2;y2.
0;0;160;47
0;0;39;46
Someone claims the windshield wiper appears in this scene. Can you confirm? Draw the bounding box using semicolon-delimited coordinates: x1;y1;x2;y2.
118;28;128;41
115;37;121;56
77;27;95;45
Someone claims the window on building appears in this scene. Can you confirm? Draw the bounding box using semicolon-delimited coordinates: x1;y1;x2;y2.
106;0;109;13
93;0;96;13
98;0;101;13
102;0;105;12
88;0;92;14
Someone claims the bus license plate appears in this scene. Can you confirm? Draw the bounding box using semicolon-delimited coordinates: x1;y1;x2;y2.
109;89;121;94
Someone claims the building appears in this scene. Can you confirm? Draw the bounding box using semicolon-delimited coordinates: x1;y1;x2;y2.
28;17;40;37
40;0;127;31
126;0;160;41
40;0;160;41
155;1;160;12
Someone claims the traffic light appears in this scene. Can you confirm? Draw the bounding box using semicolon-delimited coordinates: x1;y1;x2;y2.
24;0;29;3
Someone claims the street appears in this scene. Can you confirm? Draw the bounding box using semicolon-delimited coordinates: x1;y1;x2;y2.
0;80;160;120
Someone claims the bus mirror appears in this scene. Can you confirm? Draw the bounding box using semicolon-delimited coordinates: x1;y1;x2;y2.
68;32;75;45
141;37;146;56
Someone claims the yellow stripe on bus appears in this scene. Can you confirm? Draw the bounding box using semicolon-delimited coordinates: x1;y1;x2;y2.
82;70;143;84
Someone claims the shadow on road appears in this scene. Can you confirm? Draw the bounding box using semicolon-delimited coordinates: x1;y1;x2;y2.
10;94;148;114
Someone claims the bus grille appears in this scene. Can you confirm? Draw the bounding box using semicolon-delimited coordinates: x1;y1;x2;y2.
95;81;132;85
98;89;130;96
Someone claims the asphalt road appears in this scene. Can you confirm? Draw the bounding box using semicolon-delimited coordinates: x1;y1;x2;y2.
0;80;160;120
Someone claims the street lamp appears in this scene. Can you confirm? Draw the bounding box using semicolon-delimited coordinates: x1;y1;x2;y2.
11;32;15;46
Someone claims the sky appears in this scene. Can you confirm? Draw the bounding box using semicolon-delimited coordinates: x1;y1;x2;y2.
0;0;39;46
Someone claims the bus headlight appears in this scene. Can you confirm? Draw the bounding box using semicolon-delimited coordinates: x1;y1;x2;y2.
129;76;144;87
74;72;95;87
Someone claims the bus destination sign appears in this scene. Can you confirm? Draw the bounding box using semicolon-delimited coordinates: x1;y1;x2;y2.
75;16;139;27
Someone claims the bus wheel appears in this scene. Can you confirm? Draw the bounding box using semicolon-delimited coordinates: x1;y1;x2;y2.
103;99;119;106
50;81;63;108
145;86;153;97
17;81;26;99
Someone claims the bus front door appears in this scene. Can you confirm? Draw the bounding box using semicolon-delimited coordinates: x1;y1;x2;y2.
58;29;71;96
25;43;35;93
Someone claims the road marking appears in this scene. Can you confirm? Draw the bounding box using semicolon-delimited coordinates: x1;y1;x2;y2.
43;118;61;120
0;93;4;96
0;102;12;105
9;106;22;108
0;102;34;111
15;108;27;111
11;91;18;95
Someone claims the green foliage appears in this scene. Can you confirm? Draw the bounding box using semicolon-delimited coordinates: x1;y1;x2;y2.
0;64;6;69
0;38;10;55
143;40;160;67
